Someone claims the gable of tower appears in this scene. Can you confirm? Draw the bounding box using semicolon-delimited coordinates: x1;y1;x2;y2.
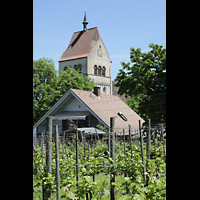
87;38;111;77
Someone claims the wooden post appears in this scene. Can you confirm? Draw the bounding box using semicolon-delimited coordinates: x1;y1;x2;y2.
83;132;89;200
33;142;36;152
88;140;90;159
41;133;44;167
34;135;36;147
129;125;133;158
55;125;60;200
145;119;151;186
160;124;166;156
123;129;126;157
108;128;111;154
110;117;115;200
83;132;86;160
153;129;157;158
63;132;67;160
146;119;151;167
76;128;79;188
40;132;44;199
62;132;65;158
80;131;83;143
44;116;52;200
139;120;146;182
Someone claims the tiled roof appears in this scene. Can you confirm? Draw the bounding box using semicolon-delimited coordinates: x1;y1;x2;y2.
58;27;101;62
70;88;145;131
33;88;145;134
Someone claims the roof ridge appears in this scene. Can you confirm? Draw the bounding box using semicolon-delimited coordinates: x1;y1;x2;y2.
71;88;121;100
73;27;98;34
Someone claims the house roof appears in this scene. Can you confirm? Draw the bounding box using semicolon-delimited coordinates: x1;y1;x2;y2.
58;27;101;62
33;88;145;132
70;89;145;131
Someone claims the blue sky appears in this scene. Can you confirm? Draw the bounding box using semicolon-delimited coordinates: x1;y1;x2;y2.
33;0;166;80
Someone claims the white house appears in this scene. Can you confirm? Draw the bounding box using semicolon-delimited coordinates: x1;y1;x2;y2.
33;86;145;140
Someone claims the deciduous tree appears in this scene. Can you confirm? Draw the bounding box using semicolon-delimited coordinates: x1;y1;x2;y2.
115;44;166;125
33;58;95;125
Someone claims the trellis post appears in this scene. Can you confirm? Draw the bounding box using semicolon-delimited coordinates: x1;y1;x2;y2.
44;116;52;200
139;120;146;182
129;124;133;158
55;125;60;200
110;117;115;200
146;119;151;167
76;128;79;188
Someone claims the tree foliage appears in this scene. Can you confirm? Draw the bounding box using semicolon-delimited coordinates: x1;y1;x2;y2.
33;58;95;125
115;44;166;125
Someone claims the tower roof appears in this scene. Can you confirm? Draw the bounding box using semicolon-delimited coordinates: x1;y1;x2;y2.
82;10;88;31
58;27;101;62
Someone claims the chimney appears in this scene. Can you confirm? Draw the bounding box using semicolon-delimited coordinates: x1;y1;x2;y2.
93;85;100;97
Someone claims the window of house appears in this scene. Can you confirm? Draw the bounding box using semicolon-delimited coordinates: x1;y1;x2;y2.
89;114;100;127
74;64;78;70
98;66;102;76
77;64;81;73
64;65;72;71
62;120;68;131
74;64;81;73
97;49;102;57
102;67;106;76
94;65;98;75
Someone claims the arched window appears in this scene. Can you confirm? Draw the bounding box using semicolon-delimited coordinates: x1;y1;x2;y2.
94;65;97;75
74;64;81;73
77;64;82;73
74;64;78;70
64;65;72;71
102;67;106;76
103;86;106;93
98;66;102;76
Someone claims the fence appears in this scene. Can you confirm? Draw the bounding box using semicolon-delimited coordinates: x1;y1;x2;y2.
33;117;166;200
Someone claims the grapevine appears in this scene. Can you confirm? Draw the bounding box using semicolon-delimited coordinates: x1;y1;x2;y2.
33;136;166;199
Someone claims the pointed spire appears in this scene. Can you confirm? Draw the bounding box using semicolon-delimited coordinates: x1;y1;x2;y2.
82;10;88;31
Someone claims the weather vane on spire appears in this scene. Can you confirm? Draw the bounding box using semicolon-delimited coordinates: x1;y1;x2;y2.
82;10;88;31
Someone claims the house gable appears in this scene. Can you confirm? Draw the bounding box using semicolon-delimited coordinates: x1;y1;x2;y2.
33;89;109;133
63;97;88;112
33;88;145;137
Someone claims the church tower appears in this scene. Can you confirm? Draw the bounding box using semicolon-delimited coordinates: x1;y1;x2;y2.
58;11;112;95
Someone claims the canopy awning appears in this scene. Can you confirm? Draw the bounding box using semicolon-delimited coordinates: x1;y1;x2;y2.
63;127;106;135
52;111;90;120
